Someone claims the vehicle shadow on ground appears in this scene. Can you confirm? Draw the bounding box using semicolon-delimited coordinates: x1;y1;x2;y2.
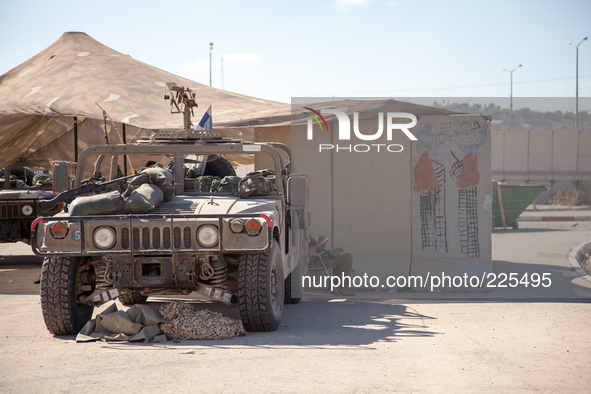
97;297;439;348
485;259;591;301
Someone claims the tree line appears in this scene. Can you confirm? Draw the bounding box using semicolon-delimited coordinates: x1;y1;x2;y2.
432;102;590;130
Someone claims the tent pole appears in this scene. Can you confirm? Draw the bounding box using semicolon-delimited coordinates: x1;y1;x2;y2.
74;117;78;162
4;166;10;189
122;123;128;175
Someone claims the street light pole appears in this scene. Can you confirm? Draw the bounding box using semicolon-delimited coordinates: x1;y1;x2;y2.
568;37;588;129
502;64;522;129
209;42;214;87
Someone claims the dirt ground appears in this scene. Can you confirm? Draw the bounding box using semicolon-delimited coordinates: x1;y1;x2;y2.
1;222;590;393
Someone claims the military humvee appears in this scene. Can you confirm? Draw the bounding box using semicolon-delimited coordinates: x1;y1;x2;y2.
0;167;61;244
31;113;309;336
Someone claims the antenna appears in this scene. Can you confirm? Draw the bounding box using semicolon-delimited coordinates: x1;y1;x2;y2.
95;102;120;145
239;116;269;144
221;57;225;90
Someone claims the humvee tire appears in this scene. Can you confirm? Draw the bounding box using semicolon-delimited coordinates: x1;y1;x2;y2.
204;154;236;177
118;292;148;305
238;240;284;331
40;256;93;335
284;273;301;304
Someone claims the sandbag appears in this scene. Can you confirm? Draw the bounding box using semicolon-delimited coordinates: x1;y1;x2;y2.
194;176;221;192
121;184;164;214
233;175;272;198
161;185;175;202
216;176;242;193
68;191;123;216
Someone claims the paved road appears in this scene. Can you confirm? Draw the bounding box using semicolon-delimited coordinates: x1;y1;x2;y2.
1;222;590;393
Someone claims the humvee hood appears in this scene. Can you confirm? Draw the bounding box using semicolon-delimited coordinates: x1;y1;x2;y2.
0;190;55;200
194;195;279;216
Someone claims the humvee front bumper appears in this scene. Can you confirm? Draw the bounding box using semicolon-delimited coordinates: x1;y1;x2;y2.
31;213;273;256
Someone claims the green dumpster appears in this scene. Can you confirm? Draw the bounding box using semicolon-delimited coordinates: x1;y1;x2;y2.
492;181;546;229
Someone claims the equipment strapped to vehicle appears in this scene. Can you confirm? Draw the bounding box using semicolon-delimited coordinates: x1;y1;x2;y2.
233;175;272;198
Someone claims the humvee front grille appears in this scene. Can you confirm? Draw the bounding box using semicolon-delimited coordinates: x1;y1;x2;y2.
126;226;175;251
121;227;130;249
142;228;150;249
153;228;161;249
132;228;140;249
163;227;171;248
183;227;191;248
1;205;19;218
173;226;181;248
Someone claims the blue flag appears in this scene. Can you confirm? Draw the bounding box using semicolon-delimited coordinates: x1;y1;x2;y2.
195;105;212;130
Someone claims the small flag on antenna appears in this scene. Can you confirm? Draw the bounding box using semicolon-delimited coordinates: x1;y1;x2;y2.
195;105;212;130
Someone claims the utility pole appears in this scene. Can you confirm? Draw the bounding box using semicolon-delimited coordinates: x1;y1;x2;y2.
209;42;214;87
221;57;225;90
502;64;522;129
568;37;588;129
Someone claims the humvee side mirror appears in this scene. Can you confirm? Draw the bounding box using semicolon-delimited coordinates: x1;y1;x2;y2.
52;163;68;193
287;175;308;208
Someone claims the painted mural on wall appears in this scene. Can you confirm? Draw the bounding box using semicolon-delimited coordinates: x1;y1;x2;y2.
412;116;491;259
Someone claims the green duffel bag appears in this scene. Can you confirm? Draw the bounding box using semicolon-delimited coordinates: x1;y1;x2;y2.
216;176;242;193
122;173;150;198
246;169;275;177
233;175;271;198
68;191;123;216
121;184;164;214
31;174;51;187
141;167;172;187
194;176;221;193
161;185;175;202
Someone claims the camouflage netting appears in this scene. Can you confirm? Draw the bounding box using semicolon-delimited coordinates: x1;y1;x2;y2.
160;301;246;340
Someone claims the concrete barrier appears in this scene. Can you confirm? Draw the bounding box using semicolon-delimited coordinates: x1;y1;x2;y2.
491;129;591;203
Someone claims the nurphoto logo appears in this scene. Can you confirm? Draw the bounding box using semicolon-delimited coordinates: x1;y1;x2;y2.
303;107;418;153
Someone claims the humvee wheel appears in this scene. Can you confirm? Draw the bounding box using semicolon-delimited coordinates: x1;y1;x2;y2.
238;240;284;331
284;273;301;304
40;256;93;335
118;292;148;305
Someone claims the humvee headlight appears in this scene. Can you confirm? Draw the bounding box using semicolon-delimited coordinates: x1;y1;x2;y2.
229;219;245;233
50;221;68;239
245;219;261;236
21;204;34;216
93;226;116;249
197;225;219;247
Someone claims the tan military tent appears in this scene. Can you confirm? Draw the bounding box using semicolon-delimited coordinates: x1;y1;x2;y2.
0;32;289;170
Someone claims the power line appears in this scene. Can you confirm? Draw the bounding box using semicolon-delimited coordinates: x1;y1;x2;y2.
255;74;591;96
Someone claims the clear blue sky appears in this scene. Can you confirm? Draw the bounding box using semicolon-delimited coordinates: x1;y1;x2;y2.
1;0;589;109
